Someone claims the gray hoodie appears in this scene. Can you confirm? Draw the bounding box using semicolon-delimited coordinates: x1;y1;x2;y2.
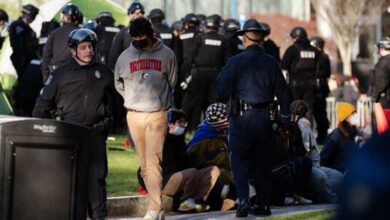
114;38;177;112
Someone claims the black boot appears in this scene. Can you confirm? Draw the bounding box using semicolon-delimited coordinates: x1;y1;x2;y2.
251;204;271;216
236;199;251;217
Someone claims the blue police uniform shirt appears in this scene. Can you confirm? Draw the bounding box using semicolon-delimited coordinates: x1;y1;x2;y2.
217;44;291;117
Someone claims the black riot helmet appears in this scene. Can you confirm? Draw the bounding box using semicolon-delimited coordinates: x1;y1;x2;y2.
197;14;206;22
259;22;271;36
128;2;145;15
96;11;115;25
68;28;98;49
208;14;223;26
83;20;97;30
148;8;165;21
22;4;39;23
310;36;325;50
224;18;240;32
377;37;390;50
0;9;9;22
290;26;307;39
183;13;200;26
205;16;220;29
62;3;81;23
171;20;183;32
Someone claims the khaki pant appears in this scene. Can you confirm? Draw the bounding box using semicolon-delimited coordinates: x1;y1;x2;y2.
127;111;167;211
162;166;220;202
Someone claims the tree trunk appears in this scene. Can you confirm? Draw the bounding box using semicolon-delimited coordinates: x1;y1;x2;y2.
337;41;353;77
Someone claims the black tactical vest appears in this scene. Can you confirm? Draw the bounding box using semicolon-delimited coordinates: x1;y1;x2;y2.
291;44;318;80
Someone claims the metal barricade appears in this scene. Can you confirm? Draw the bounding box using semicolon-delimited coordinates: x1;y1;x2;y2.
326;97;337;132
326;96;373;135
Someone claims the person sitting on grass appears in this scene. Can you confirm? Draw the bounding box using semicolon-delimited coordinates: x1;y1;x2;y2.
320;102;360;173
290;100;343;203
138;109;220;213
187;103;236;211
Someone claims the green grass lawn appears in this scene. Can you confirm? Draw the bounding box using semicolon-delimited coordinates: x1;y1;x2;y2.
106;132;194;196
106;134;139;196
106;134;325;198
263;209;334;220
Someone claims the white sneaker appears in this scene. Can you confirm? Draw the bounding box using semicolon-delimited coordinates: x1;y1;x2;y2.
143;209;165;220
178;198;197;212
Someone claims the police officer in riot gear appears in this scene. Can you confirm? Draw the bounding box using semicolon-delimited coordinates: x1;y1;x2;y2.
8;4;39;77
310;36;331;143
41;3;81;82
170;20;183;81
93;12;120;65
181;15;228;131
224;18;244;58
0;9;9;49
148;8;173;48
260;22;280;62
208;14;224;34
217;19;291;217
174;13;201;108
108;1;144;70
33;28;114;220
372;37;390;123
282;26;319;108
39;19;60;56
197;14;207;32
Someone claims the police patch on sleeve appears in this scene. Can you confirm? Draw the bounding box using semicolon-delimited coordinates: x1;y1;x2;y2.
95;70;101;79
15;26;25;35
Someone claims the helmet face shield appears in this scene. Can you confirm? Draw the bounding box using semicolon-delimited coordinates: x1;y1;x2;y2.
22;4;39;23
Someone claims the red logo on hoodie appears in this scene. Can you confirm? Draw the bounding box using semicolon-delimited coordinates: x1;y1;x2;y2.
129;59;162;73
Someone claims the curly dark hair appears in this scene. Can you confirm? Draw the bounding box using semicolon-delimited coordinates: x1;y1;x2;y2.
167;109;187;123
128;16;154;38
290;100;310;119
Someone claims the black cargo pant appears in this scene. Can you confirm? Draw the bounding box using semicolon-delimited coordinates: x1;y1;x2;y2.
313;82;330;143
289;79;316;108
181;69;218;131
88;133;108;219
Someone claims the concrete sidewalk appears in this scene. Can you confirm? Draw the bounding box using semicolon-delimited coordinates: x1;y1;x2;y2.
109;204;336;220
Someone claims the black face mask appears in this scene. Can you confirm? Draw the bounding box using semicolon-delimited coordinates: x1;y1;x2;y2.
133;38;150;50
24;14;36;24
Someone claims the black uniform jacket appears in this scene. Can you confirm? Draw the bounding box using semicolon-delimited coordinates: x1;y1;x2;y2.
33;59;114;126
217;45;291;117
41;22;79;81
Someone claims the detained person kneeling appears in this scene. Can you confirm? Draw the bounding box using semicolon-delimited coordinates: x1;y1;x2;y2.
137;109;220;213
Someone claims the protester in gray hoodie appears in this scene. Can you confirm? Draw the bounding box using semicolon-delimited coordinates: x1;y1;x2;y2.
114;17;177;220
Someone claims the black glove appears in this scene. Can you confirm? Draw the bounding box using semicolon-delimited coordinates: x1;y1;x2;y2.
92;118;111;135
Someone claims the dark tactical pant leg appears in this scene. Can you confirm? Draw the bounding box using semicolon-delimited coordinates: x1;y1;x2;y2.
88;134;108;219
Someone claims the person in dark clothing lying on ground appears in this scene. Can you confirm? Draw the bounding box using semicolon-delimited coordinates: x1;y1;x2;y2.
138;109;220;213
